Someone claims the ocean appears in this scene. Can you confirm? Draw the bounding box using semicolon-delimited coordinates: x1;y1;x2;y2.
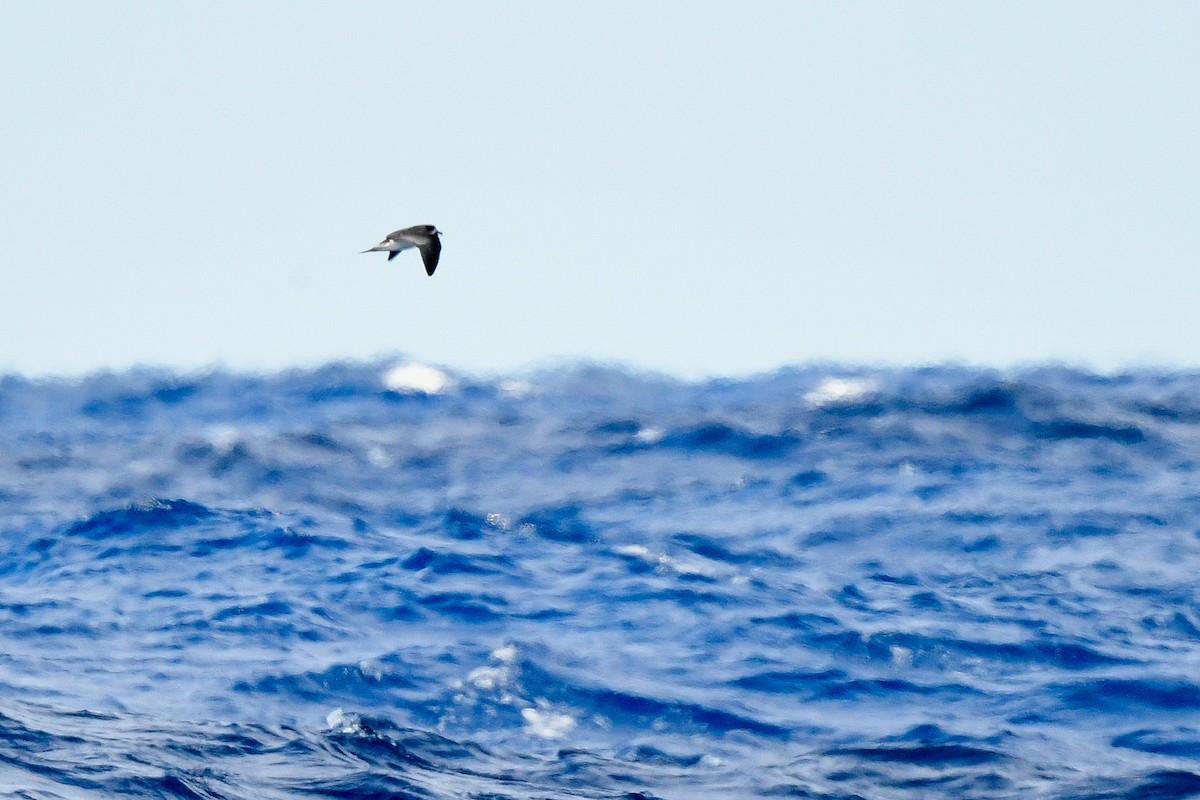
3;360;1200;799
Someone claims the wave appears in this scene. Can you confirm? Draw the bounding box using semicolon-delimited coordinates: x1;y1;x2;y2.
5;360;1200;797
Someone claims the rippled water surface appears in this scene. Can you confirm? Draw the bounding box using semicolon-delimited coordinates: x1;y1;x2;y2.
4;361;1200;799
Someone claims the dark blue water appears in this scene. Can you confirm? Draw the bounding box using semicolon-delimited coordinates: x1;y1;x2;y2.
4;360;1200;799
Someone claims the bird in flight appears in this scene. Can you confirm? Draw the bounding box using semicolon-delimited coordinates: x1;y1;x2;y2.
361;224;442;276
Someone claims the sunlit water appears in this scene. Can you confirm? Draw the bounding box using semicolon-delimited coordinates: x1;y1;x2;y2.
4;361;1200;799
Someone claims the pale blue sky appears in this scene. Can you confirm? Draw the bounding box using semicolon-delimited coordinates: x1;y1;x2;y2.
2;3;1198;378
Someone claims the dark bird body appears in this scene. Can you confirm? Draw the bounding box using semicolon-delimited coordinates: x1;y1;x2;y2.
361;224;442;275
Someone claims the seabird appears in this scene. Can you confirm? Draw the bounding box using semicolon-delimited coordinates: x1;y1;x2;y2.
361;224;442;276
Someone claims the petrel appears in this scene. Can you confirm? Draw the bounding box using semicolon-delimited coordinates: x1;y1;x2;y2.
361;224;442;276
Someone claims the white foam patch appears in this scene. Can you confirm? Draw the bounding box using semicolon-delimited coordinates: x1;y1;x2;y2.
634;426;664;444
804;377;878;408
365;446;393;468
616;544;654;560
467;665;508;691
325;707;363;734
491;643;518;663
615;544;718;578
383;363;453;395
485;512;513;531
204;424;241;455
499;379;533;397
521;706;577;739
465;644;520;691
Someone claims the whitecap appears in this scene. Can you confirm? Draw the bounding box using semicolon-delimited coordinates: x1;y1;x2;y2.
491;643;519;663
615;544;718;578
521;706;577;739
365;446;393;468
325;707;364;734
382;362;453;395
615;544;654;560
485;512;513;531
634;426;664;444
467;665;509;691
499;379;533;397
204;424;241;455
804;377;878;408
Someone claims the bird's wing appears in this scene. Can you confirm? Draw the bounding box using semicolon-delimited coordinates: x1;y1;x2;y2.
420;237;441;276
387;249;402;261
386;226;424;240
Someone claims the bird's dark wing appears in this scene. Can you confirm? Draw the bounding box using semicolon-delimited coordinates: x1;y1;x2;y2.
387;249;401;261
420;237;441;276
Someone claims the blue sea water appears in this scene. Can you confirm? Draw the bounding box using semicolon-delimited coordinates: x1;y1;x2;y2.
3;360;1200;799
